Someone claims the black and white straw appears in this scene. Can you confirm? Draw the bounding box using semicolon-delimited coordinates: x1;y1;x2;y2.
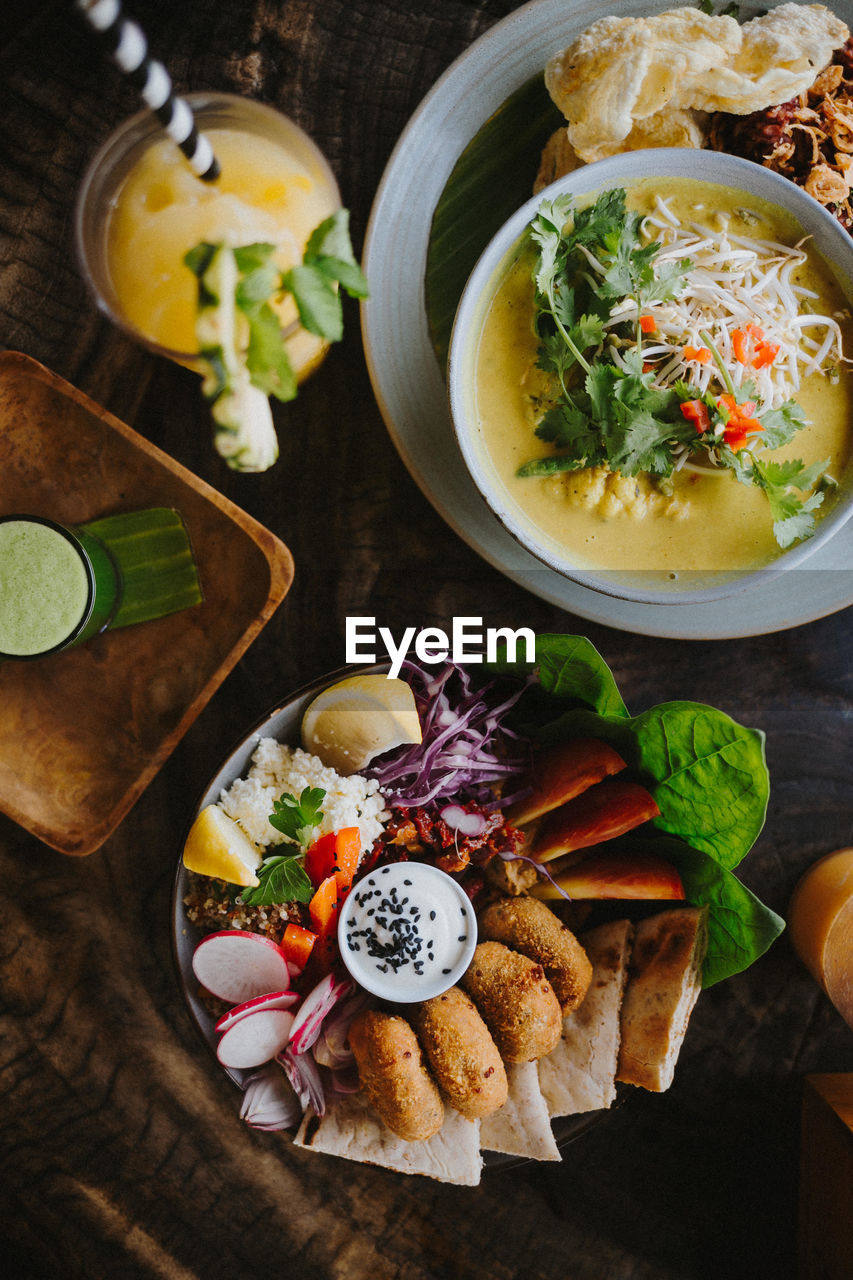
76;0;220;182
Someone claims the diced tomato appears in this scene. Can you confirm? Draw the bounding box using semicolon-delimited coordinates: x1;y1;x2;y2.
682;345;711;364
680;399;711;434
731;329;749;364
745;323;765;340
639;314;656;333
281;922;317;969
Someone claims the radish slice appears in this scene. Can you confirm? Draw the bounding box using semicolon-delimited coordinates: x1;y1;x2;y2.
214;989;300;1035
217;1009;294;1069
289;973;354;1056
440;804;487;837
192;930;291;1004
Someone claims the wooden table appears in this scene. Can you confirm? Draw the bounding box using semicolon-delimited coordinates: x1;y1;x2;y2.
2;2;852;1277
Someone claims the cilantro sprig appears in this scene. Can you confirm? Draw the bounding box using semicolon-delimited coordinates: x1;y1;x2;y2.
238;787;325;908
520;187;830;547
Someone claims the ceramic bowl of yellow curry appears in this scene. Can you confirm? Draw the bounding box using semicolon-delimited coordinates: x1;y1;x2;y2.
448;148;853;604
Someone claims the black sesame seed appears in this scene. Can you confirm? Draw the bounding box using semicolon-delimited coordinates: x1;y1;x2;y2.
429;911;436;921
442;968;451;975
403;879;412;886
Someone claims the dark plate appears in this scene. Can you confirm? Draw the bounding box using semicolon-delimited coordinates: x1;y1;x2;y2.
171;663;613;1170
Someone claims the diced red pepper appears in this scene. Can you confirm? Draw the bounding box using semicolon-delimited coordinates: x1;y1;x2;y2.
751;342;780;369
309;874;338;934
683;345;711;364
680;399;711;434
639;314;656;333
304;832;337;886
281;922;317;970
731;325;778;369
331;827;361;891
307;874;340;975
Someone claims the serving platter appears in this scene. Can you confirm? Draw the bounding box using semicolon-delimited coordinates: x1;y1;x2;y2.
361;0;853;639
0;352;294;855
171;664;613;1171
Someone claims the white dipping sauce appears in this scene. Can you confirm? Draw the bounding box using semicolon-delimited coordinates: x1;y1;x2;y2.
337;861;478;1002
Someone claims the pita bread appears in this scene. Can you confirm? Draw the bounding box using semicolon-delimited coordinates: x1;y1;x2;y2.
479;1060;561;1161
538;918;634;1117
617;906;708;1093
293;1092;483;1185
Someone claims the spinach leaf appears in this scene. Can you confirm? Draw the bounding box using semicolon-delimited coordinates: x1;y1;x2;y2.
620;834;785;987
486;633;628;718
537;701;769;869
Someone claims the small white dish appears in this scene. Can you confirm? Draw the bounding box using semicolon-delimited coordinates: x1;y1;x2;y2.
337;861;478;1002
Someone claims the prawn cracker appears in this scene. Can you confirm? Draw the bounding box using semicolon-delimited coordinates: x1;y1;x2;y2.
680;3;850;114
479;1061;561;1161
293;1092;483;1185
538;919;634;1117
545;10;740;162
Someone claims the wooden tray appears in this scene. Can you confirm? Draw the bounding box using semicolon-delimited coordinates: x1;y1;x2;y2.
0;351;294;855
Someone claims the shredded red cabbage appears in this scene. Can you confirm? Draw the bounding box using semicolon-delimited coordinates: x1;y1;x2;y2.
366;660;532;808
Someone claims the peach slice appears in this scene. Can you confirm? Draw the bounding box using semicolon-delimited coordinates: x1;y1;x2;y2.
531;777;660;864
506;738;627;826
531;849;684;901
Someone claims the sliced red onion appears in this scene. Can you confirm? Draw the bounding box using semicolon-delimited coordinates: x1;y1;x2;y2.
279;1046;326;1116
325;1063;360;1095
312;989;369;1068
365;660;532;808
440;804;488;838
496;847;572;900
240;1065;302;1131
288;972;354;1056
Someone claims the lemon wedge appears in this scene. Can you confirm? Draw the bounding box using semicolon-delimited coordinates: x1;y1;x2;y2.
182;805;262;887
301;674;422;775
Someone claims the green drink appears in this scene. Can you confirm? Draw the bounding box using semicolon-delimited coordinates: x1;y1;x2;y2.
0;516;119;659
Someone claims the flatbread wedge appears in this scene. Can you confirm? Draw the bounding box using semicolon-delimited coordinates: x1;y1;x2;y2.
479;1060;561;1161
538;918;634;1116
616;906;708;1092
293;1091;483;1185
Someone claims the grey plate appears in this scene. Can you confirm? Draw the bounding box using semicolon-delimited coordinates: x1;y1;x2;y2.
360;0;853;638
171;664;612;1169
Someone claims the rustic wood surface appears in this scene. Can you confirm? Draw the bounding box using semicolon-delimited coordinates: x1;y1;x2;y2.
1;2;852;1277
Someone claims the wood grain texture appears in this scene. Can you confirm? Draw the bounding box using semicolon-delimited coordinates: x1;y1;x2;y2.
1;2;853;1278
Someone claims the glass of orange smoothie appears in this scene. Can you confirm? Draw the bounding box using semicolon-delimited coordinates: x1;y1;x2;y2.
74;93;341;382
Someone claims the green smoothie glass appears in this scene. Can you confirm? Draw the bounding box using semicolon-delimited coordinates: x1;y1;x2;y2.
0;515;121;660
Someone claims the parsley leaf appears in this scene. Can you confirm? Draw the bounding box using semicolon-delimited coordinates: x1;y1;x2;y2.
239;854;314;907
268;787;325;848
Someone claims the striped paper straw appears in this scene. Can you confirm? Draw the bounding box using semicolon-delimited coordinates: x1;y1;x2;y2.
75;0;220;182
